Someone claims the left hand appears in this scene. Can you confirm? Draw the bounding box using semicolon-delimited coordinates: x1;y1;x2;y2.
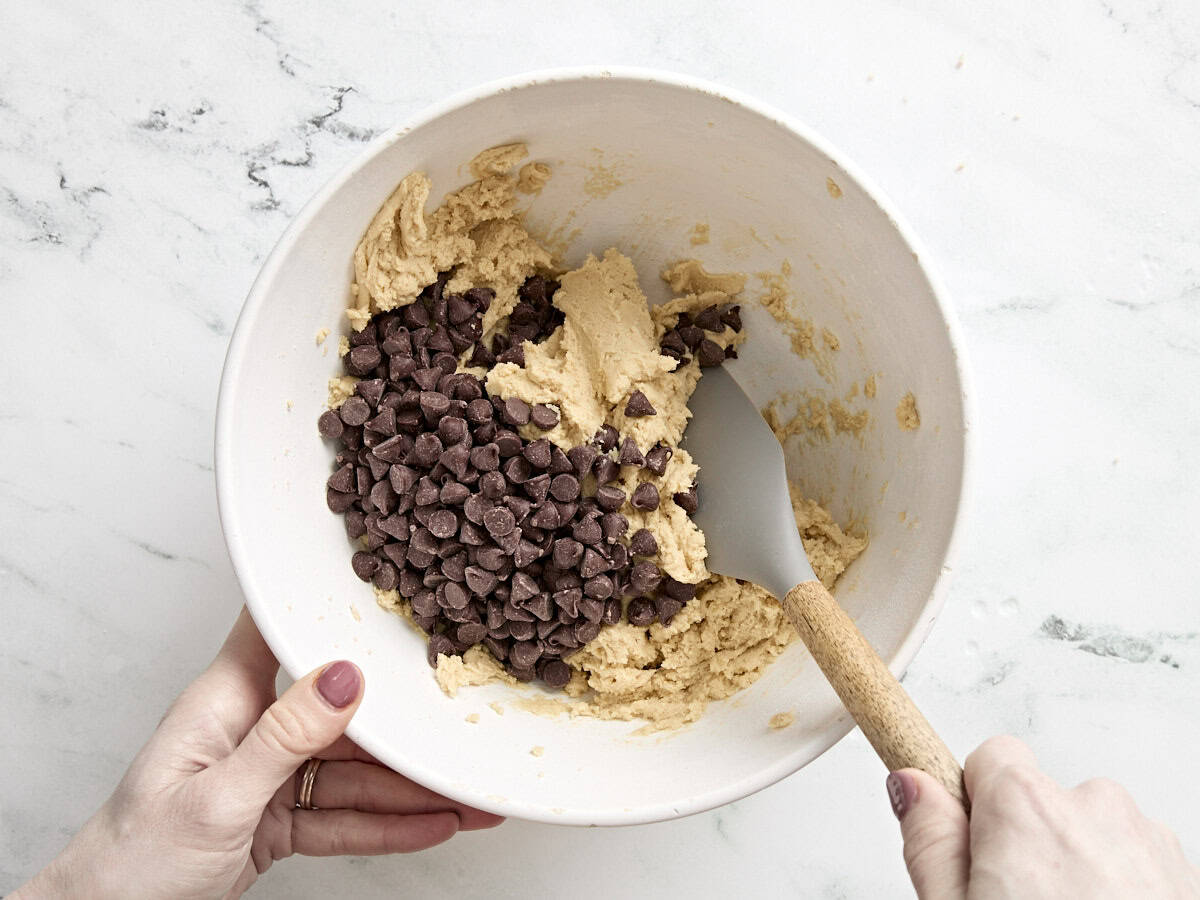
16;607;502;899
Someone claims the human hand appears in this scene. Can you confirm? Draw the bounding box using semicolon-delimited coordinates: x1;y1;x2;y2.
888;735;1199;899
16;607;502;900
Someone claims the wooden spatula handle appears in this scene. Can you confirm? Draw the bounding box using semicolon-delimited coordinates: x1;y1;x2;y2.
782;580;968;810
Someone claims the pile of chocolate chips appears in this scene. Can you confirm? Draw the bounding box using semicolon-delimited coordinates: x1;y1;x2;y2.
318;273;742;688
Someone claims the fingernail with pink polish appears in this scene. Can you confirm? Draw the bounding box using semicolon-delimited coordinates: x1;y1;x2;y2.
317;660;361;709
886;771;916;821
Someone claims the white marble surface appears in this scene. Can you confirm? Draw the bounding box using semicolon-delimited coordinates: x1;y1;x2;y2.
3;0;1198;895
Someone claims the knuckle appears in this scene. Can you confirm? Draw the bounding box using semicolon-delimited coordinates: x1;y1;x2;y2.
257;703;321;758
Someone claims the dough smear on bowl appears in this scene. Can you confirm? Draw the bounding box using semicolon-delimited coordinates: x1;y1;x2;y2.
325;143;866;731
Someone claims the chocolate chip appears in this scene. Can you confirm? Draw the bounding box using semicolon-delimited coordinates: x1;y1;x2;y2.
618;437;645;467
369;480;398;515
510;640;541;670
655;596;684;625
541;659;571;688
476;546;506;571
463;494;490;525
427;509;458;539
529;503;559;529
469;343;495;367
497;344;525;366
593;424;619;451
495;430;523;457
697;339;725;367
407;433;443;467
599;512;628;544
566;444;597;477
694;305;723;331
580;547;609;579
501;397;530;426
631;483;659;511
347;345;382;375
522;438;552;469
595;485;625;512
593;456;620;485
550;473;580;502
522;472;550;502
721;305;742;331
672;486;699;513
644;445;673;476
572;518;602;545
583;574;614;600
483;506;516;538
327;463;355;493
437;416;468;445
445;294;474;325
624;390;656;417
530;404;559;430
660;330;687;356
350;321;378;346
351;551;379;581
661;577;698;602
457;622;487;645
373;561;400;591
504;495;533;522
438;443;470;479
627;597;657;626
345;509;368;539
339;396;371;427
678;324;705;351
411;589;439;618
464;443;497;473
318;409;344;439
479;470;507;500
629;560;662;594
502;456;531;484
441;552;467;582
464;565;498;595
629;528;658;556
574;621;601;644
551;538;584;569
365;452;391;481
443;581;470;610
414;476;440;507
365;407;396;436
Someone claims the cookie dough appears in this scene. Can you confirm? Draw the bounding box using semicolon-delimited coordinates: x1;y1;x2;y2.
896;391;920;431
351;144;867;730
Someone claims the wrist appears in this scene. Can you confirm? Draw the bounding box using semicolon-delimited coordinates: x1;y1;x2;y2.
15;804;127;900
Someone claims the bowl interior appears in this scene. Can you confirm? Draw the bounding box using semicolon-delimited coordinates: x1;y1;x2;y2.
217;72;967;825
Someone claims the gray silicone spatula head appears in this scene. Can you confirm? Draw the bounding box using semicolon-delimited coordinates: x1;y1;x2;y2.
681;366;815;598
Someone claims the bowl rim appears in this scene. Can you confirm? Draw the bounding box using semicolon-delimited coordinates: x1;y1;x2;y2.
215;65;977;826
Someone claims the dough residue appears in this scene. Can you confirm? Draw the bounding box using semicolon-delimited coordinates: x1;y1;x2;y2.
689;223;710;246
896;392;921;431
517;161;551;195
769;711;795;730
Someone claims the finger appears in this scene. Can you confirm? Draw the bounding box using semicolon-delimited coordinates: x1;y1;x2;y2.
889;769;970;900
291;809;460;856
963;734;1040;802
308;760;504;830
219;660;364;810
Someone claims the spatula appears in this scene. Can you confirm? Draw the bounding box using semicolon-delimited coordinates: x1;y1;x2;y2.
683;366;967;808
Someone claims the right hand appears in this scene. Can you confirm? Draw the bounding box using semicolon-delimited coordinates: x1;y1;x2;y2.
888;735;1200;899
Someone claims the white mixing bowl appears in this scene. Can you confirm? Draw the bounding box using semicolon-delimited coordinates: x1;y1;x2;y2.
215;68;972;826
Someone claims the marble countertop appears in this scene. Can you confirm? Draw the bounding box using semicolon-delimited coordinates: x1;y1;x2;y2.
3;1;1198;896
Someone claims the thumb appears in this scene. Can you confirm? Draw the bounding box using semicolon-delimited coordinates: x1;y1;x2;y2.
888;769;970;900
219;660;364;809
